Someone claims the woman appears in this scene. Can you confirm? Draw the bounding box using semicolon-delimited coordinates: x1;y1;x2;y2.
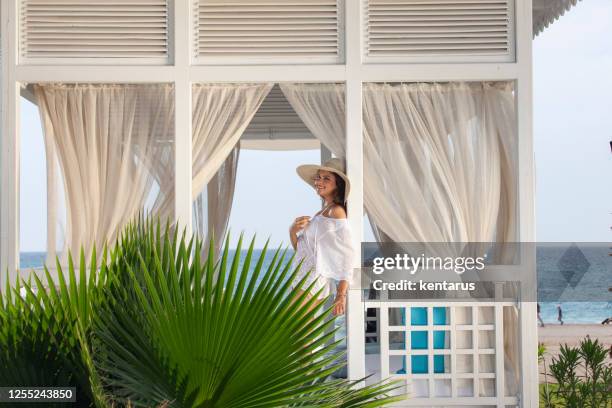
289;158;354;316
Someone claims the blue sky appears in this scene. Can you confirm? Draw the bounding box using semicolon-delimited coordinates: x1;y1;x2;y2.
19;0;612;252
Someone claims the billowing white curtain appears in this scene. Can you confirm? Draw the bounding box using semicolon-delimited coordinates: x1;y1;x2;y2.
193;145;240;254
143;83;272;245
190;83;272;249
35;83;175;260
362;82;517;245
279;83;345;157
192;83;273;198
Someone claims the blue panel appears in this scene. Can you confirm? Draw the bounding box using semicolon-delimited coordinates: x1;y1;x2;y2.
433;330;447;349
412;355;428;374
433;307;448;325
434;355;446;373
396;307;449;375
411;307;428;325
411;331;428;350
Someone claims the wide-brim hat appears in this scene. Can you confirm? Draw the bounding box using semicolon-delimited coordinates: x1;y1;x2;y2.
296;157;350;203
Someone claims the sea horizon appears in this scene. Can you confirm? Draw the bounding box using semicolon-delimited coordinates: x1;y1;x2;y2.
19;245;612;324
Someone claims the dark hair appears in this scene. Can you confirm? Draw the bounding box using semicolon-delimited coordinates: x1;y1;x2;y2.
330;172;347;213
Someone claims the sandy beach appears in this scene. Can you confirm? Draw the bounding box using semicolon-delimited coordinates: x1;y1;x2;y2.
538;324;612;381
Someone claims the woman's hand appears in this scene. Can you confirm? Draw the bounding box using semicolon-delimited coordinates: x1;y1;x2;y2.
290;216;310;235
332;293;346;315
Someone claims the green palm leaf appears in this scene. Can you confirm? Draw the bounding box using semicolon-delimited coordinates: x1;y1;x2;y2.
94;219;403;407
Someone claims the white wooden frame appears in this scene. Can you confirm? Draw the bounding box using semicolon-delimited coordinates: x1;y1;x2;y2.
0;0;537;406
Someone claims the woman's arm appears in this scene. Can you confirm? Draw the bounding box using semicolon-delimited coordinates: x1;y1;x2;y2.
289;216;310;250
333;280;349;315
290;230;298;250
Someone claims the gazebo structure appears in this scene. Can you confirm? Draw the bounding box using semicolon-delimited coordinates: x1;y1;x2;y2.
1;1;580;406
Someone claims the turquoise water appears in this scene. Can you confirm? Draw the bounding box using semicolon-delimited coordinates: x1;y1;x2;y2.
19;246;612;324
20;251;46;269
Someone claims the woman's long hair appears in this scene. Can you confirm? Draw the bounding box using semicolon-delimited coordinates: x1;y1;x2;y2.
331;173;347;213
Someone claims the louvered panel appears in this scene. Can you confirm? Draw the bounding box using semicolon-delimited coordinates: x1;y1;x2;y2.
194;0;342;64
244;85;312;138
20;0;169;62
365;0;515;62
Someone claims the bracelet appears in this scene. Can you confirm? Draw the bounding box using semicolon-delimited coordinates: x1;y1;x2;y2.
335;293;347;298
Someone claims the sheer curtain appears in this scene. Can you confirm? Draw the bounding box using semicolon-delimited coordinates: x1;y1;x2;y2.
279;83;345;157
35;83;175;261
191;83;272;247
192;83;272;198
193;145;240;255
362;82;516;245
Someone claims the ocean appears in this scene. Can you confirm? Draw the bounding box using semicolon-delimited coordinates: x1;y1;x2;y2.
18;246;612;324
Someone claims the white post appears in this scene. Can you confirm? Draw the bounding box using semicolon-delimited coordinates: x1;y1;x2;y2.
0;0;19;292
345;0;365;382
173;0;192;237
516;0;538;406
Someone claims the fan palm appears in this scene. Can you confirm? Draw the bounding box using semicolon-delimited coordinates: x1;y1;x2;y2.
94;219;403;407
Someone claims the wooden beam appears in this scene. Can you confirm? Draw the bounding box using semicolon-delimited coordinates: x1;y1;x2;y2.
345;0;366;383
1;0;19;292
173;0;192;236
516;0;539;406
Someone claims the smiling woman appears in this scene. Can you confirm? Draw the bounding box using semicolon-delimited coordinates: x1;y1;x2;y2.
291;158;353;316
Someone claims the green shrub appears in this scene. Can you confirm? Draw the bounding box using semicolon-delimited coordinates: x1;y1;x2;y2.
540;338;612;408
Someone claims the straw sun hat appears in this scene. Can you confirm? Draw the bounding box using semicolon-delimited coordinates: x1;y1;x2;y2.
296;158;351;203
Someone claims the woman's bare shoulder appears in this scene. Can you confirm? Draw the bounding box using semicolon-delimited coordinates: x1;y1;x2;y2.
328;204;347;219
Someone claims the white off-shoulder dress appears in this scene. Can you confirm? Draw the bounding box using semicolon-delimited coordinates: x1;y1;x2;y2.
293;212;354;299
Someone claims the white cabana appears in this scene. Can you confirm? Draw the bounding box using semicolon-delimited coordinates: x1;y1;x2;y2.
1;0;563;405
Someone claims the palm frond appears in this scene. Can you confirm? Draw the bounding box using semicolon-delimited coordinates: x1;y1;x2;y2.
94;218;403;408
